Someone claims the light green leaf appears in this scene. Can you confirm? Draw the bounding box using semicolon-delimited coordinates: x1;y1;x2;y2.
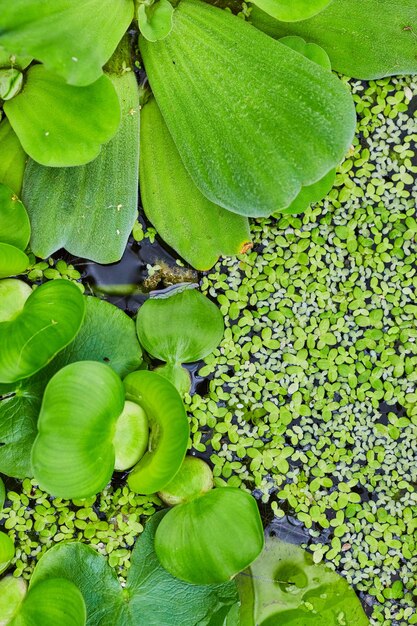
0;182;30;249
31;361;125;499
0;243;29;279
155;361;191;397
0;530;14;574
137;285;224;362
140;96;251;269
0;0;134;86
0;47;32;70
0;279;32;323
0;476;4;510
5;65;120;167
0;296;142;478
10;578;86;626
0;68;23;100
0;118;26;195
155;487;265;584
30;513;239;626
0;576;27;625
124;370;189;494
158;456;213;506
22;39;139;263
279;35;331;69
278;169;336;215
138;0;174;42
113;400;149;471
0;279;85;384
238;537;369;625
140;0;355;217
250;0;332;22
249;0;417;79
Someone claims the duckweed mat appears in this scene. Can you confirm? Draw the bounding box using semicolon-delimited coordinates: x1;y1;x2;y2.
1;75;416;626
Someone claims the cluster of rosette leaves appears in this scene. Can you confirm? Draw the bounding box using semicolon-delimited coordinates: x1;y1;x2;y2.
1;0;415;269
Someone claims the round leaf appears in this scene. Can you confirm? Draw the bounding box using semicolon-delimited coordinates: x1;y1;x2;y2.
0;279;32;323
0;243;29;279
279;35;331;69
155;487;265;584
10;578;86;626
0;68;23;100
124;370;190;494
113;400;149;471
31;361;125;499
250;0;332;22
5;65;121;167
0;118;26;195
155;362;191;396
158;456;213;506
137;285;224;363
0;576;27;626
0;531;14;575
138;0;174;42
0;279;85;383
0;182;30;249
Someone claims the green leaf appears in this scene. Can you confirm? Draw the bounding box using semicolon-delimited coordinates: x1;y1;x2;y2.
158;456;213;506
0;243;29;279
155;488;264;584
124;370;190;494
22;58;139;263
0;182;30;249
0;576;27;625
137;285;224;362
30;512;239;626
250;0;332;22
0;530;14;574
0;476;4;510
10;579;86;626
0;280;85;384
155;361;191;397
140;0;355;217
0;296;142;478
279;35;331;69
0;118;26;195
140;96;251;269
249;0;417;79
5;65;120;167
31;361;125;499
138;0;174;42
113;400;149;471
0;0;134;86
238;537;369;625
0;47;32;70
0;279;32;323
0;68;23;100
278;169;336;215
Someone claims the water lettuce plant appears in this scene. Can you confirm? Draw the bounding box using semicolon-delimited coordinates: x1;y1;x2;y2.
0;531;14;575
0;183;30;279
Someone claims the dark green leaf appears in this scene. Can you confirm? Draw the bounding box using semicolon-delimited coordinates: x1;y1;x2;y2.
249;0;417;79
5;66;120;167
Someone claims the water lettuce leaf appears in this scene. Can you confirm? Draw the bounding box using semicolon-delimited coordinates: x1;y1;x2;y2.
249;0;417;79
0;119;26;195
0;296;142;478
140;0;356;217
30;511;240;626
249;0;332;22
0;183;30;249
0;0;134;86
22;47;139;263
140;96;251;270
138;0;174;42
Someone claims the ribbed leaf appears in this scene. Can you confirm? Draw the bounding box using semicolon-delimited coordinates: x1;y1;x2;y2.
250;0;332;21
31;361;125;499
5;65;120;167
0;280;85;383
0;0;134;86
10;579;86;626
0;182;30;249
140;96;251;270
22;47;139;263
155;488;265;584
124;371;189;494
249;0;417;79
140;0;356;217
0;119;26;194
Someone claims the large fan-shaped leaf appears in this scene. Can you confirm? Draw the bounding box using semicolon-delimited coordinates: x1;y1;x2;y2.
0;182;30;249
249;0;417;79
250;0;332;22
4;65;120;167
238;537;369;625
31;361;125;499
155;488;265;584
0;119;26;194
22;43;139;263
124;370;189;494
30;513;239;626
140;0;356;217
0;296;142;478
0;279;85;383
9;578;86;626
0;0;134;86
140;96;251;270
